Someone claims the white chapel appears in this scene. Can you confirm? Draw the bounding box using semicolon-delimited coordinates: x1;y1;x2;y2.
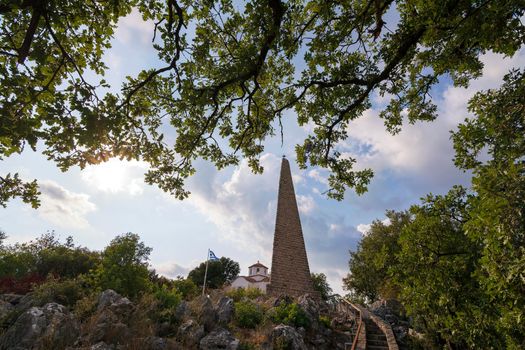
229;261;270;293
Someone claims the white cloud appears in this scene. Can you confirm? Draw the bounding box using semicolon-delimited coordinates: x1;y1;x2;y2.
81;159;148;195
184;154;282;257
356;218;391;236
154;261;192;279
307;169;328;185
340;49;525;190
356;223;371;236
297;195;316;215
114;9;155;44
37;181;96;229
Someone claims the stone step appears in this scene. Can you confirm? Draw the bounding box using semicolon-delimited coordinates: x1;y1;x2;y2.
367;346;389;350
368;339;389;346
367;334;387;340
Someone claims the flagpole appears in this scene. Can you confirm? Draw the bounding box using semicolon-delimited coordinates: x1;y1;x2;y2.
202;248;209;296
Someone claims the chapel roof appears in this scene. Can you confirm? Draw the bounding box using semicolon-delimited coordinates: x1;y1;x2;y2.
249;261;268;269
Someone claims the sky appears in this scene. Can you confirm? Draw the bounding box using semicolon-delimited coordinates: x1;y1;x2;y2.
1;10;525;295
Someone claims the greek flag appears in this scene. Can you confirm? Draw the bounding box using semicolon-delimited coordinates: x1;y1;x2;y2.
209;250;219;261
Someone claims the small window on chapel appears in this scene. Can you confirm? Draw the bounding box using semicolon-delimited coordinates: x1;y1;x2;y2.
256;268;260;273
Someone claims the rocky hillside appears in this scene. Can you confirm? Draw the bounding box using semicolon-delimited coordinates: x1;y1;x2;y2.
0;289;362;350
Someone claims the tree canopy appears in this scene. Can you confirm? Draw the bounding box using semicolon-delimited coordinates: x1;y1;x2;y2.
188;256;240;289
2;0;524;206
344;71;525;348
310;272;332;300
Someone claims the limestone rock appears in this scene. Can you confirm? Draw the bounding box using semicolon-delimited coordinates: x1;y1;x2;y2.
0;300;14;320
216;297;234;325
82;290;134;346
177;319;205;348
97;289;133;318
0;294;23;305
0;302;79;350
270;324;307;350
89;342;115;350
191;296;217;332
174;300;189;321
297;294;319;328
199;328;239;350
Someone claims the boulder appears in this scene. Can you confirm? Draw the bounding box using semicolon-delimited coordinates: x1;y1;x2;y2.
174;300;189;321
216;297;234;325
144;336;168;350
97;290;134;319
89;342;115;350
297;294;320;328
0;294;23;305
199;328;239;350
191;296;217;332
0;302;79;350
270;324;307;350
273;295;293;307
177;319;205;348
83;290;134;346
0;300;13;320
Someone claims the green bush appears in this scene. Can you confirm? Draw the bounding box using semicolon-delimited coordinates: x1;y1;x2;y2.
244;287;264;299
154;284;182;309
319;315;331;328
234;300;263;329
226;287;264;302
73;293;99;319
269;302;310;328
92;233;152;298
172;277;198;300
150;285;182;323
32;276;87;307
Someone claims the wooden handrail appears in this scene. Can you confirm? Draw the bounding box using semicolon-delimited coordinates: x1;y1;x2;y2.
328;295;364;350
342;299;363;350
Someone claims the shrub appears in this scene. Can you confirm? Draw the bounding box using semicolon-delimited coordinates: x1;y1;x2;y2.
244;287;264;299
92;233;152;298
226;288;246;301
172;277;198;300
227;287;264;302
269;302;310;328
32;276;87;307
74;293;99;319
319;315;331;328
235;300;263;329
150;285;182;324
154;285;182;310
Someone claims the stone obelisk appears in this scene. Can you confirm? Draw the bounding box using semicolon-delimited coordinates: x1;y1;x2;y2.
267;157;316;297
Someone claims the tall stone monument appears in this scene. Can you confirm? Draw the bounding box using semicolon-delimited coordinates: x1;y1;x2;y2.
267;157;317;297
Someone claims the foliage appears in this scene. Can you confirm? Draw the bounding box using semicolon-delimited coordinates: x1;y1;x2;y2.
348;70;525;350
2;1;525;206
73;293;99;319
188;257;240;289
0;272;46;294
269;302;309;328
0;232;99;293
152;284;182;323
310;272;332;301
91;232;152;298
318;315;331;329
452;70;525;348
344;211;410;302
226;287;264;302
171;277;199;300
32;276;87;307
234;300;264;329
393;187;498;348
